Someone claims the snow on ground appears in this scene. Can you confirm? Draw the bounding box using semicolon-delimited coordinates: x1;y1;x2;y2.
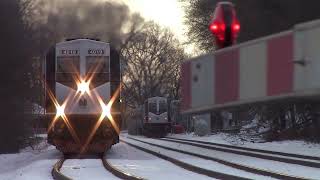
61;159;118;180
169;133;320;157
107;142;212;180
0;141;60;180
126;134;320;179
2;131;318;180
167;138;320;163
121;135;273;180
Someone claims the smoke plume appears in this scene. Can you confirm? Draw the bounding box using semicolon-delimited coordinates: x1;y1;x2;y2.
28;0;143;49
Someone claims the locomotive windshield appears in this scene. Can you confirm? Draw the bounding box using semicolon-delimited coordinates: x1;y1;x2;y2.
56;56;80;84
86;56;110;86
159;100;167;114
148;102;157;114
57;56;80;73
86;56;109;73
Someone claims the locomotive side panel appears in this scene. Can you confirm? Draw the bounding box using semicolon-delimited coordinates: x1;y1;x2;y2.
181;61;192;111
191;55;215;109
45;47;56;114
181;19;320;114
215;48;239;104
267;33;294;96
239;42;267;100
294;22;320;92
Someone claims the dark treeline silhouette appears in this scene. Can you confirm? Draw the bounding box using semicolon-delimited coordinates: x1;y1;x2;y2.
181;0;320;52
0;0;34;153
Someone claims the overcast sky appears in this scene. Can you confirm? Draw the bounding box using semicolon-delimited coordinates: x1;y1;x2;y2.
101;0;196;53
122;0;186;39
99;0;200;54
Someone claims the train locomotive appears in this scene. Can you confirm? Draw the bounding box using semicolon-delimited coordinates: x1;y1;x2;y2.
45;38;121;154
142;97;171;137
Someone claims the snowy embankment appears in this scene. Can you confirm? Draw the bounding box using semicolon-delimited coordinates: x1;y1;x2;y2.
120;135;273;180
169;133;320;157
107;142;213;180
0;140;60;180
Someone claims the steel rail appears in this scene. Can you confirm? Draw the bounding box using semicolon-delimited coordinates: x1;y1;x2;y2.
102;152;145;180
165;137;320;161
160;137;320;168
52;157;72;180
52;153;144;180
121;139;250;180
127;137;307;180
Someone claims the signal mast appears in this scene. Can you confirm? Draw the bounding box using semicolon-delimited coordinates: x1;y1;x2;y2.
209;2;240;49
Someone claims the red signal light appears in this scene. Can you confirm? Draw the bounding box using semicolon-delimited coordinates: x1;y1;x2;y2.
209;22;225;34
233;22;240;32
209;2;240;48
219;23;226;32
209;23;218;33
209;21;226;41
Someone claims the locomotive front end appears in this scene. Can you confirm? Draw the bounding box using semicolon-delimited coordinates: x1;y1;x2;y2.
142;97;171;137
45;39;121;154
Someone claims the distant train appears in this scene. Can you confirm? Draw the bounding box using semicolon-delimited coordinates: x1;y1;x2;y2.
45;38;121;154
142;97;171;137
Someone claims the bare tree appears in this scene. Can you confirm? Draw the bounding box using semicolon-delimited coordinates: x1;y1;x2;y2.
121;22;187;107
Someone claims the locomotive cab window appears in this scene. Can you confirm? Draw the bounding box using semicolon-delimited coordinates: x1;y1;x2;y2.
86;56;109;87
86;56;109;73
159;100;167;114
56;56;80;85
148;102;157;115
57;56;80;73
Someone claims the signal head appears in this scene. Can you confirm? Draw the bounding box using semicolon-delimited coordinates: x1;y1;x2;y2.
209;2;240;48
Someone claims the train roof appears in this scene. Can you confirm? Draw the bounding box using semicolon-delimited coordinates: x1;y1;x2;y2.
66;38;100;41
56;38;109;46
147;97;167;102
217;1;234;6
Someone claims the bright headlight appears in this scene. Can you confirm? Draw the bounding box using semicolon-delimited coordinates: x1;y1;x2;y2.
102;103;113;120
56;104;65;117
77;81;90;94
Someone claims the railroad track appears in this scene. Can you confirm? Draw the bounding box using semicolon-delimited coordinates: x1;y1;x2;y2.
126;136;308;180
52;157;70;180
121;139;250;180
165;137;320;161
52;152;144;180
161;137;320;168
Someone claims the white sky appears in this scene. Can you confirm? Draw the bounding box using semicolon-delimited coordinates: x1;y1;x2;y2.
102;0;195;53
122;0;186;40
